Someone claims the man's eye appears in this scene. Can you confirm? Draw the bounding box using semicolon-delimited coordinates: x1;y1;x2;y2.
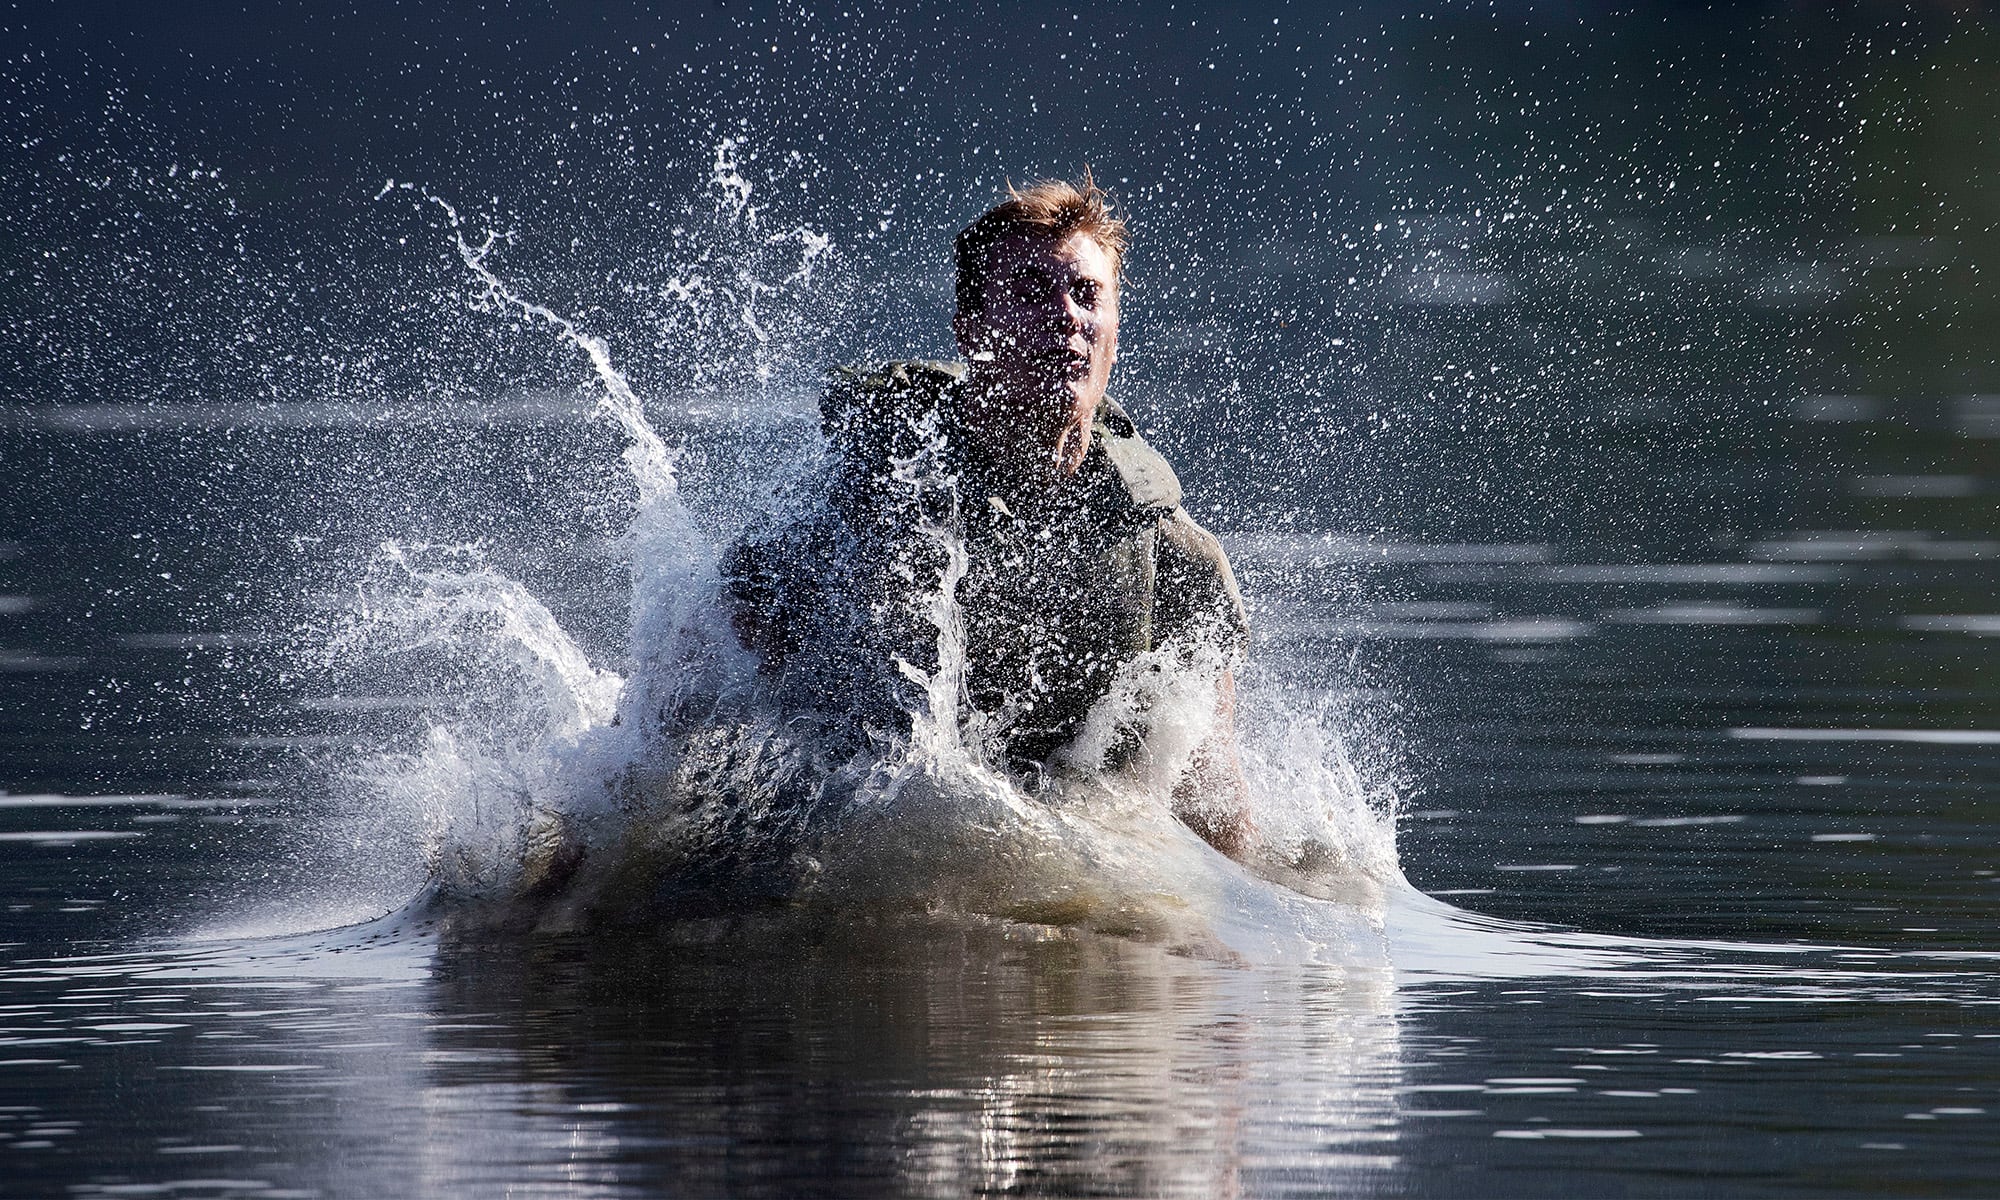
1010;273;1051;300
1072;281;1099;307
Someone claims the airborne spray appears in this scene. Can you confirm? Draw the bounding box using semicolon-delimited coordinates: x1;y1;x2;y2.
258;146;1403;955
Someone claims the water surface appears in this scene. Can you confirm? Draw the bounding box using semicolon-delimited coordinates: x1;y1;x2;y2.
4;3;1998;1196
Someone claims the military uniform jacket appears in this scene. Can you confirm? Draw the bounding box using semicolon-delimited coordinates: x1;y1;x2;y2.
724;360;1248;768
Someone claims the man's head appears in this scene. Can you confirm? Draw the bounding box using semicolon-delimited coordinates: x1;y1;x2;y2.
953;175;1128;474
953;174;1128;321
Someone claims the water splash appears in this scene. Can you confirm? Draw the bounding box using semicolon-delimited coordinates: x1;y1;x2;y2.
885;410;985;777
339;542;622;741
294;157;1405;957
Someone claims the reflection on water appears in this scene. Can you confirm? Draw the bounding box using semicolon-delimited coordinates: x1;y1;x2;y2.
2;902;1996;1198
2;921;1407;1199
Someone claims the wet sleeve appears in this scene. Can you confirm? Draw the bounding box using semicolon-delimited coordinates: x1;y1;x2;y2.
1152;507;1249;662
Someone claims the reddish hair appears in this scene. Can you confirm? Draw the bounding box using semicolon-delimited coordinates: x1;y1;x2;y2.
954;171;1128;316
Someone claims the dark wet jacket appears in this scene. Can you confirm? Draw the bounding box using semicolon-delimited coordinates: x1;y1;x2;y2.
724;360;1247;768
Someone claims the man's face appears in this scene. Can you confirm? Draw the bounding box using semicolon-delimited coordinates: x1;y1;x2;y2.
956;231;1121;431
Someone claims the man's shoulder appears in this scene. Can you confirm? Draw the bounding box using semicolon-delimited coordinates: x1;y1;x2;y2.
1093;398;1183;514
820;359;966;455
1088;400;1242;634
829;359;966;392
823;358;964;420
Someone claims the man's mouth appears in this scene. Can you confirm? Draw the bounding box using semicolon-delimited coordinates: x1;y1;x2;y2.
1005;344;1092;382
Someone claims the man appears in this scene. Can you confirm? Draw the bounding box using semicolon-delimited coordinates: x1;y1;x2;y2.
725;175;1251;858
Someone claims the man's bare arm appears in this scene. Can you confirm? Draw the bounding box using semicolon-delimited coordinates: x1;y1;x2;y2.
1172;667;1253;859
1151;508;1254;859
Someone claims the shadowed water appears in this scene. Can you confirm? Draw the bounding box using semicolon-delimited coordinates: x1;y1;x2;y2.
5;2;2000;1197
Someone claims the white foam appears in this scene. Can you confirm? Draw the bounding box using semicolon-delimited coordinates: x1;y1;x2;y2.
233;159;1412;964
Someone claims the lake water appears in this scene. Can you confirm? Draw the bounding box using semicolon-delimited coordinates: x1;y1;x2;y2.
4;3;1998;1197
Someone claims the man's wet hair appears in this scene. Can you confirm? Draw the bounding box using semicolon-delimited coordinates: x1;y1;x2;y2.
954;171;1129;317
